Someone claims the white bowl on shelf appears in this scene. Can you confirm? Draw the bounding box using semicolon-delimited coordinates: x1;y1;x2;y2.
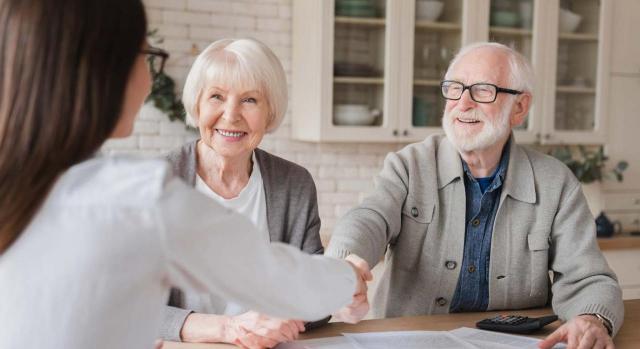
333;104;379;126
415;0;444;22
559;8;582;33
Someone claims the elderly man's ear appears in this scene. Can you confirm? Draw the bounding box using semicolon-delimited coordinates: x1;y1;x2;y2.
510;92;532;127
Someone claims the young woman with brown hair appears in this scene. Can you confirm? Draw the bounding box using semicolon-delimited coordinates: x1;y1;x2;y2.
0;1;369;348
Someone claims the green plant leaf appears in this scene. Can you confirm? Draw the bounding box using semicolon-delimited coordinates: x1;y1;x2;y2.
549;145;627;184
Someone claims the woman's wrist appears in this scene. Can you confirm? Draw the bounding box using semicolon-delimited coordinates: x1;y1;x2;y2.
180;313;232;343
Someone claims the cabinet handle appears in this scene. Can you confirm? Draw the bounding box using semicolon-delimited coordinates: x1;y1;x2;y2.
403;130;409;136
393;129;398;136
634;199;640;205
544;134;551;140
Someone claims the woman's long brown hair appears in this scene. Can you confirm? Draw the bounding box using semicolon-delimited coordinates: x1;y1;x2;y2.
0;0;147;253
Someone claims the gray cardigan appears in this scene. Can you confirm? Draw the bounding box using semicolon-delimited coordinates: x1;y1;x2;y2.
160;140;323;341
326;134;624;335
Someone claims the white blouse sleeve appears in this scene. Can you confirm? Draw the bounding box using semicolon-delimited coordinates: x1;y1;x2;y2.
156;178;357;321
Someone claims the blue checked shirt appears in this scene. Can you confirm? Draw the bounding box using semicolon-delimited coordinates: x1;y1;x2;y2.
450;142;511;313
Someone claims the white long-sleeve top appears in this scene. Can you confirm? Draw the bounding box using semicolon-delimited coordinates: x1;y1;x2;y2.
0;155;356;349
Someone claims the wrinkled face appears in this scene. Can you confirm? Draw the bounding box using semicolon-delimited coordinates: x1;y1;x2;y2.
441;49;516;152
111;45;152;138
196;83;270;159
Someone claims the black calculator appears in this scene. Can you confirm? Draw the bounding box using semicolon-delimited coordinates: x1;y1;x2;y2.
476;314;559;334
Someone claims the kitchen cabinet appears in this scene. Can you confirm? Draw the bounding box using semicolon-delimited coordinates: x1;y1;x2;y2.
602;192;640;233
602;77;640;232
602;249;640;300
291;0;613;144
609;0;640;75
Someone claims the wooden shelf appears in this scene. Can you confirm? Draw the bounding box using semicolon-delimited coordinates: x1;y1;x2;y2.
559;32;599;41
556;85;596;94
598;235;640;250
489;26;532;36
334;76;384;84
415;21;460;31
335;16;385;27
413;79;441;87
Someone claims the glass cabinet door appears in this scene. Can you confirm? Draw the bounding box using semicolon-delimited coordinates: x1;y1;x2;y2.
488;0;535;133
553;0;600;133
332;0;387;129
410;0;463;134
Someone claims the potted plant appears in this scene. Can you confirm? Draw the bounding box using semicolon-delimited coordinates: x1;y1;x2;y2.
145;30;190;126
550;145;628;216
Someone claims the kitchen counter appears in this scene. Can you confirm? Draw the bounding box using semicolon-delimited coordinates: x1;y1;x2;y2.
597;234;640;250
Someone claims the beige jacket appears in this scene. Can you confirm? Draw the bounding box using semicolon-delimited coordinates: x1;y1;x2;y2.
326;134;624;335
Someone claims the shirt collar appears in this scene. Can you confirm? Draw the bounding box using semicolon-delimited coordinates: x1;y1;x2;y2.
437;133;537;204
460;138;511;193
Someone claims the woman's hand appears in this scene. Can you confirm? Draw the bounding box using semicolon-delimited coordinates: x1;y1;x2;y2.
181;311;304;348
538;314;613;349
226;311;305;349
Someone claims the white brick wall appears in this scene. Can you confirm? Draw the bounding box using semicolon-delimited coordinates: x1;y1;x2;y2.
104;0;406;241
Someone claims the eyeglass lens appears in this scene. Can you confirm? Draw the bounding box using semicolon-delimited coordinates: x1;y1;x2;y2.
442;82;497;103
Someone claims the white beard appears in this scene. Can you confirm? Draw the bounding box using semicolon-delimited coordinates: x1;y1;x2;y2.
441;101;513;152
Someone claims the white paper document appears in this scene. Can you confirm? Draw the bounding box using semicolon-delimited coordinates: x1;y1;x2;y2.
344;331;477;349
276;327;566;349
449;327;566;349
276;336;356;349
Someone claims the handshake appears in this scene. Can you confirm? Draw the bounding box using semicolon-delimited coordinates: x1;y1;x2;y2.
333;254;374;324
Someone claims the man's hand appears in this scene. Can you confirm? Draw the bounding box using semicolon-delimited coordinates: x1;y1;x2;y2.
333;254;373;324
538;314;613;349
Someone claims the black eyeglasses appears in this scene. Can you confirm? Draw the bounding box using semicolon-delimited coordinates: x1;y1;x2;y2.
440;80;523;103
140;46;169;76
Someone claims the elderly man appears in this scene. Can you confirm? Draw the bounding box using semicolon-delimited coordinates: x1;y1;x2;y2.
327;42;623;349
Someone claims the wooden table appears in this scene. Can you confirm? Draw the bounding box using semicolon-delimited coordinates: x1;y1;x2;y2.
164;299;639;349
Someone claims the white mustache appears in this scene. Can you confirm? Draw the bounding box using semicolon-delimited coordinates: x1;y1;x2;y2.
447;108;488;123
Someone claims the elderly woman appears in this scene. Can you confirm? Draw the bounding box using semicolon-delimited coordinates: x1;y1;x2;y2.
161;38;326;348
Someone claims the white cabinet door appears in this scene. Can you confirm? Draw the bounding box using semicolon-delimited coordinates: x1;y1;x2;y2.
475;0;612;145
401;0;465;142
602;250;640;300
603;76;640;192
610;0;640;75
292;0;399;142
538;0;612;145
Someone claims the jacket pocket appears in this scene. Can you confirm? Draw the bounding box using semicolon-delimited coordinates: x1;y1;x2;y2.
527;232;551;301
401;201;435;224
392;201;435;271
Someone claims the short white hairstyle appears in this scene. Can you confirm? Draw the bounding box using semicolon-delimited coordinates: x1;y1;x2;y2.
182;38;288;132
444;42;534;94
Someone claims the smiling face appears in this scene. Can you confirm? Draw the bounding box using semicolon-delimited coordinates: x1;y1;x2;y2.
196;82;270;159
442;48;517;152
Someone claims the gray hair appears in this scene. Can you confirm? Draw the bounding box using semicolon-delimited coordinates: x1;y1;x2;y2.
182;38;288;132
444;42;534;93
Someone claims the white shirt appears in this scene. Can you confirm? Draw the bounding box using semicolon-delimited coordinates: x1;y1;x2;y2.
190;152;269;315
194;152;269;244
0;155;356;349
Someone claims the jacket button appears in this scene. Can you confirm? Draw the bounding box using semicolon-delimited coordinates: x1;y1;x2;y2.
445;261;457;270
468;265;476;273
472;218;480;226
436;297;448;306
411;207;419;217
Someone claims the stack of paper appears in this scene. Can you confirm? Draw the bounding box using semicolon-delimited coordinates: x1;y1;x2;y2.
276;327;566;349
